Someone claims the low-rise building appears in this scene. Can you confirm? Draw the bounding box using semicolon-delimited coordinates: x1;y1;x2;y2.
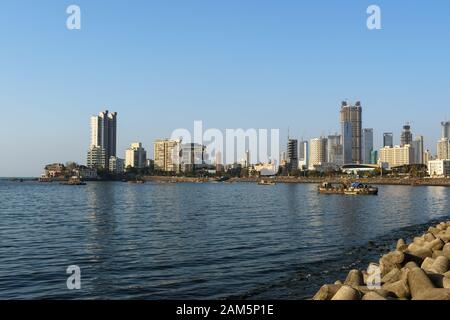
428;160;450;177
253;163;277;176
44;163;65;178
125;142;147;169
109;156;125;174
379;145;414;169
74;165;98;179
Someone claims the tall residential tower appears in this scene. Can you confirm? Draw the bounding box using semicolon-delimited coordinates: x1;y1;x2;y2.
87;110;117;169
340;101;362;164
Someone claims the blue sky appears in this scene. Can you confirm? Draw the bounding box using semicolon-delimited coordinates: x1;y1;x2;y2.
0;0;449;176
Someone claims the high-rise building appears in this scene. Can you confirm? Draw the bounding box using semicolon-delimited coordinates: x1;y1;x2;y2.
181;143;206;173
90;110;117;160
379;145;414;169
370;150;378;165
154;139;182;172
437;138;450;160
340;101;362;164
342;121;352;164
383;132;394;148
362;128;374;164
287;139;299;172
309;137;328;169
411;135;424;164
298;140;309;170
327;134;343;165
441;121;450;139
125;142;147;169
400;123;413;147
87;146;106;169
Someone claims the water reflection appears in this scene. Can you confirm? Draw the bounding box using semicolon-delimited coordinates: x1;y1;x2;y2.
1;181;450;299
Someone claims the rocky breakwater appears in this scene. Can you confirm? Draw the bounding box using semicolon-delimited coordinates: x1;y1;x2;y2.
313;221;450;300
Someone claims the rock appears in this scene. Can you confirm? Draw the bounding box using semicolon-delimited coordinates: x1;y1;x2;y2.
413;237;426;246
382;279;410;299
334;280;343;285
443;243;450;259
313;284;342;300
344;269;364;287
421;257;435;272
362;291;387;300
412;288;450;300
406;247;433;260
357;286;392;298
407;267;435;299
430;256;449;274
424;233;436;242
433;250;444;258
428;226;441;236
437;232;450;243
424;238;444;251
443;276;450;289
396;239;407;251
380;251;405;276
331;285;361;300
404;261;419;270
381;268;401;284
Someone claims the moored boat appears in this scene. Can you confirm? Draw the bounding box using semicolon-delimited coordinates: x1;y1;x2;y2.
258;179;276;186
61;176;86;185
318;182;345;194
343;182;378;195
318;181;378;195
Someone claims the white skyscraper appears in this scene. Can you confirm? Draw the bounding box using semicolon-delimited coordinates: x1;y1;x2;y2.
309;137;328;169
299;140;309;169
88;110;117;169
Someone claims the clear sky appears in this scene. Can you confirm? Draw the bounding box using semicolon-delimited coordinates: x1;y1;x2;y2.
1;0;449;176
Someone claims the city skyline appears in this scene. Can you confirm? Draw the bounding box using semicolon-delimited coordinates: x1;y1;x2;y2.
1;1;450;176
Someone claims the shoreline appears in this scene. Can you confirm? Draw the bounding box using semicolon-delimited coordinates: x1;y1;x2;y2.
312;221;450;300
5;176;450;187
142;176;450;187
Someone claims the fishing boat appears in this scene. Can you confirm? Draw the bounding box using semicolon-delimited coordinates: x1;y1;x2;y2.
258;179;276;186
343;182;378;195
318;182;345;194
61;176;86;186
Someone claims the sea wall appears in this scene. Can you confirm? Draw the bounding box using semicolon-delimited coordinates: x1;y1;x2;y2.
313;221;450;300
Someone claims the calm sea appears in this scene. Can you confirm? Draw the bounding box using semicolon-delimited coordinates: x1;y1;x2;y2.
0;180;449;299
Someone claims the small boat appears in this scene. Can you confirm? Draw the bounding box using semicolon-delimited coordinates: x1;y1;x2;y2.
61;176;86;186
213;176;230;182
258;179;276;186
343;182;378;195
129;179;145;184
318;182;345;194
